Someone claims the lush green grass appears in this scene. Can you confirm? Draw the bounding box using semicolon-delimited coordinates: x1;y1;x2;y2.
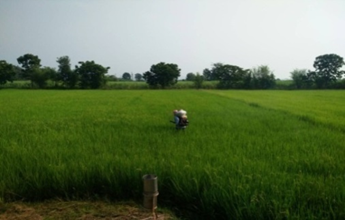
0;90;344;220
206;90;345;131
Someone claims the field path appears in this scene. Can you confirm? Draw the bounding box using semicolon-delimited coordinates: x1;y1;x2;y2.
0;200;175;220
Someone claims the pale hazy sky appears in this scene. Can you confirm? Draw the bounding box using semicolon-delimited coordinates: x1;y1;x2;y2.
1;0;344;79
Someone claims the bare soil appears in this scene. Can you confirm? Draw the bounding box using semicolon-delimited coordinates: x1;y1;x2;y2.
0;200;177;220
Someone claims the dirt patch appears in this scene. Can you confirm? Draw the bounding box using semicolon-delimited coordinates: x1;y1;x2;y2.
0;200;177;220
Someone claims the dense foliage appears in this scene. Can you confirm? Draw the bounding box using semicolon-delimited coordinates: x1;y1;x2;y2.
0;60;15;85
203;63;275;89
57;56;77;88
17;53;41;86
75;61;109;89
143;62;180;88
310;54;345;88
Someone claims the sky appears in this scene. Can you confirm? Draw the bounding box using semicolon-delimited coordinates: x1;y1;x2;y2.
1;0;345;80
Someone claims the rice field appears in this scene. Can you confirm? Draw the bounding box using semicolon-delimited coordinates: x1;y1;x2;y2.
0;89;344;219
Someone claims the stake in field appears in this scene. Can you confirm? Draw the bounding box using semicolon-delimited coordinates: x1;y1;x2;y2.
0;90;344;219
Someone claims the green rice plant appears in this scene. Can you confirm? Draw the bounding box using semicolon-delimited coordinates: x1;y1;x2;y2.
104;80;218;90
105;81;149;89
174;81;218;89
205;90;345;132
0;90;344;219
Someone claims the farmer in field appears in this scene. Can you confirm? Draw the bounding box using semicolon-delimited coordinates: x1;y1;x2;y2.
173;109;189;130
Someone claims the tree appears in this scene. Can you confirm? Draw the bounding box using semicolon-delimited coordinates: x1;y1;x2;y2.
0;60;15;85
142;71;158;87
186;72;196;81
290;69;311;89
211;63;227;80
75;61;109;89
143;62;180;88
57;56;77;88
251;65;276;89
122;72;131;81
205;63;250;89
311;54;345;88
135;73;143;81
12;65;23;80
203;68;216;81
194;73;204;89
17;54;41;86
30;67;53;88
214;63;251;89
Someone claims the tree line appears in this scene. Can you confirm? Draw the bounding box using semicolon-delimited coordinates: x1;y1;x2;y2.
0;53;344;89
1;54;111;89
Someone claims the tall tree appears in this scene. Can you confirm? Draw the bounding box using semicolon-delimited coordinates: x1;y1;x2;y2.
30;67;53;88
311;54;345;88
194;73;204;89
290;69;311;89
251;65;276;89
12;65;23;80
75;61;109;89
212;63;251;89
143;62;180;88
17;54;41;86
203;68;216;81
57;56;77;88
0;60;15;85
